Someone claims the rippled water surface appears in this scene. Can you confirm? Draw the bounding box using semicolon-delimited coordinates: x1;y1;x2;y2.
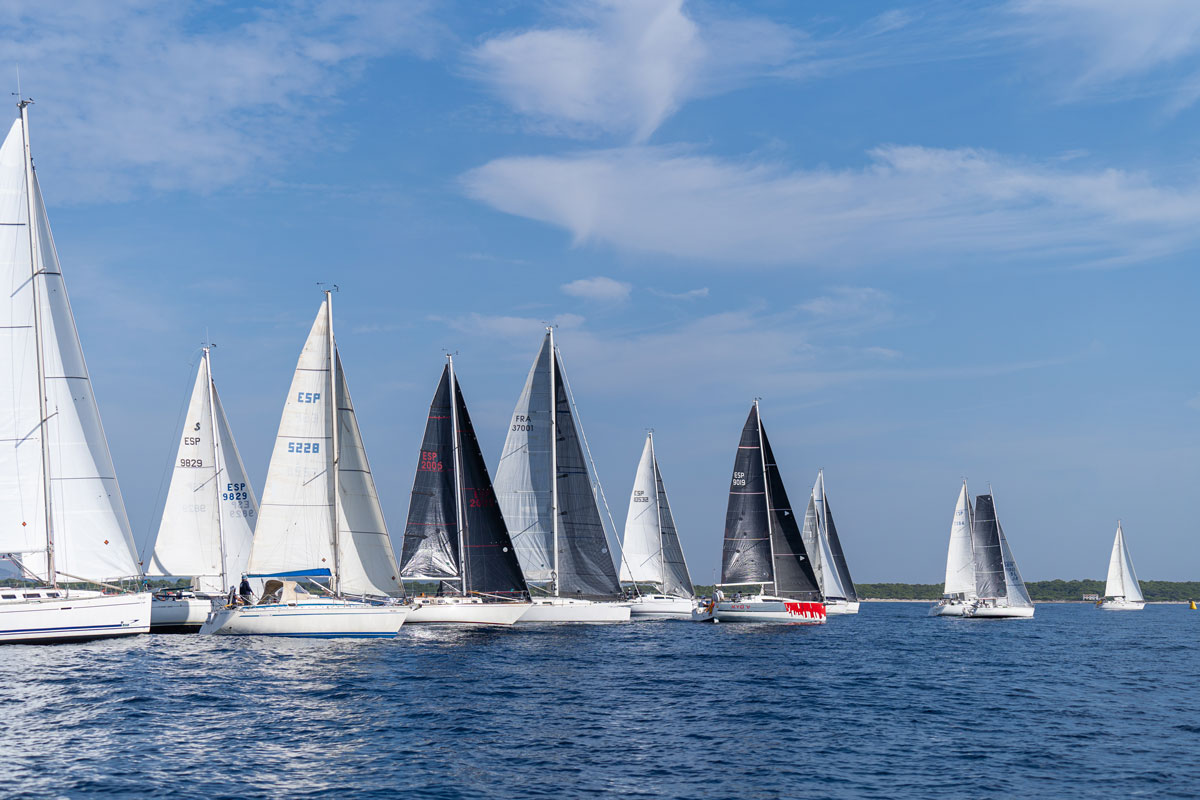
2;603;1198;799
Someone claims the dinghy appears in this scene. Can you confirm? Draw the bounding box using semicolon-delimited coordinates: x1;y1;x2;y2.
1099;521;1144;611
200;293;409;637
930;482;977;617
143;347;258;632
705;401;826;624
962;492;1034;618
0;103;151;643
398;357;530;625
802;471;860;615
494;329;630;622
619;432;695;617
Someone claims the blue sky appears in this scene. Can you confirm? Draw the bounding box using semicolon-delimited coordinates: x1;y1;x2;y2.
4;0;1199;583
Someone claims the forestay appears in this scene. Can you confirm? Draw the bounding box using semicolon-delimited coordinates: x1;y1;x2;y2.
943;483;976;597
0;117;140;583
1105;522;1143;602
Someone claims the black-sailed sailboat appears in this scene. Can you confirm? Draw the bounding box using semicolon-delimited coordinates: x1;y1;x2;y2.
399;357;531;625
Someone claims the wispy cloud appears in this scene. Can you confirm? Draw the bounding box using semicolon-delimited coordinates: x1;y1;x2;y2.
0;0;440;200
649;286;708;300
561;275;632;302
463;144;1200;267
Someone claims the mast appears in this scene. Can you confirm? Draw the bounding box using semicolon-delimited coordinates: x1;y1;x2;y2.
448;354;468;596
547;327;559;597
19;100;55;588
756;399;776;595
649;430;665;592
203;346;230;589
326;291;341;595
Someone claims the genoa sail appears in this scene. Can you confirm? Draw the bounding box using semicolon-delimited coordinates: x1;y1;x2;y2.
761;425;821;600
823;497;858;602
0;116;140;584
998;522;1032;608
943;483;976;598
654;453;693;598
721;403;774;586
971;494;1006;600
806;471;848;601
1105;522;1143;602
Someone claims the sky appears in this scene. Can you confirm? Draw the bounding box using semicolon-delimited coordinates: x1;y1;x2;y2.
2;0;1198;584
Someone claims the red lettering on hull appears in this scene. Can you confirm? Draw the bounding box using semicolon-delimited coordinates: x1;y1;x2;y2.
784;601;827;620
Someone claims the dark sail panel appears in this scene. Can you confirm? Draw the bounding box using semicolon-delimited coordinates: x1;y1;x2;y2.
721;404;774;586
454;377;529;597
655;459;694;598
761;426;821;600
972;494;1007;599
553;359;622;598
399;367;459;579
823;497;858;602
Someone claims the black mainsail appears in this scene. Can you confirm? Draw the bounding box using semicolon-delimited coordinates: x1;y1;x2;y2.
399;368;459;580
972;493;1007;600
721;404;774;586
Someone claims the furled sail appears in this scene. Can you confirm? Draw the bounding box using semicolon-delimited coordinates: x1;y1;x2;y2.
453;372;528;596
620;433;693;598
762;426;821;600
0;116;140;583
246;299;400;597
943;483;976;598
146;350;258;593
1105;522;1143;602
972;494;1007;600
399;367;460;580
721;404;774;586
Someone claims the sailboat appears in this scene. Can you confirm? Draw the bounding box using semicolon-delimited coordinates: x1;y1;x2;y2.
199;293;410;637
494;329;630;622
802;471;860;615
1099;521;1144;611
619;431;695;617
143;346;258;632
0;103;151;643
930;481;976;617
701;401;826;624
962;492;1034;618
398;357;531;625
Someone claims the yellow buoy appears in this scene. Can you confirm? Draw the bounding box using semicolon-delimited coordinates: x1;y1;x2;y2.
1190;600;1197;611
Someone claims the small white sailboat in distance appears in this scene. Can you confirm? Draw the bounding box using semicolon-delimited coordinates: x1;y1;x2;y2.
144;346;258;632
494;328;630;622
620;431;695;617
963;491;1034;619
398;356;531;625
803;471;859;615
200;293;410;637
0;102;151;643
1099;521;1144;611
930;481;976;617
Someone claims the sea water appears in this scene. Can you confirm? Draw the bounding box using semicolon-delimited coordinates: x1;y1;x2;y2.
1;602;1197;799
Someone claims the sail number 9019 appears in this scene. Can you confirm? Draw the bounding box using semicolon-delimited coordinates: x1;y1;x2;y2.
732;471;746;487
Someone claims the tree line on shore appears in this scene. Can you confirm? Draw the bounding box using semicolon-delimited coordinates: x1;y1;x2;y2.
692;581;1200;602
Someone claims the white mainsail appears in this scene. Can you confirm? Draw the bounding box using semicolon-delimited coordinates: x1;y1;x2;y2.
0;115;140;584
146;349;257;593
620;434;662;586
1105;521;1143;602
943;482;976;597
802;472;846;600
245;297;400;597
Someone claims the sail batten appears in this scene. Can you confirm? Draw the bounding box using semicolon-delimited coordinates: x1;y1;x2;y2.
720;405;773;586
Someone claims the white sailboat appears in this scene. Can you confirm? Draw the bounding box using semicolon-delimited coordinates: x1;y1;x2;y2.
962;491;1034;619
930;481;976;617
619;431;695;617
199;293;410;637
0;103;151;643
1099;521;1144;611
701;401;826;624
398;357;530;625
494;329;630;622
143;346;258;632
803;471;860;615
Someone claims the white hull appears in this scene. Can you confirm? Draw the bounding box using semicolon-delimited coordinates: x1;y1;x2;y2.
0;590;151;644
966;604;1035;619
824;600;860;615
199;599;410;638
517;598;631;623
406;599;531;626
929;599;971;617
1099;599;1145;611
713;596;827;624
628;595;694;617
150;595;216;632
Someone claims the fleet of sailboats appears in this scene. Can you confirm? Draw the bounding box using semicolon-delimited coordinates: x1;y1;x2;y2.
619;431;695;617
0;104;1177;643
1099;521;1144;611
398;357;531;625
0;104;151;643
143;346;258;632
